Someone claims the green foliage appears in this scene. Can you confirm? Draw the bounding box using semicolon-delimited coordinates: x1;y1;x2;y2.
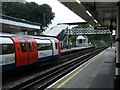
69;35;77;42
2;2;55;29
64;35;77;42
87;35;113;46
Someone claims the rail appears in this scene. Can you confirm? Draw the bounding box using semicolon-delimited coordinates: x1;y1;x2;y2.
7;46;108;90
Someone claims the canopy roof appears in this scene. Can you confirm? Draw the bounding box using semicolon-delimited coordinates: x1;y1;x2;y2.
59;0;118;29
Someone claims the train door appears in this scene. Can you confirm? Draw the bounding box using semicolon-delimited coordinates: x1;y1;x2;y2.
56;40;61;56
11;37;29;67
55;39;61;56
25;38;38;64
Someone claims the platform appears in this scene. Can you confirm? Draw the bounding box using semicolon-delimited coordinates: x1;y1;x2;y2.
48;47;115;88
61;47;87;53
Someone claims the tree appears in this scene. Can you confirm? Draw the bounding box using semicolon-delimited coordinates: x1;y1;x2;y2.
2;2;55;31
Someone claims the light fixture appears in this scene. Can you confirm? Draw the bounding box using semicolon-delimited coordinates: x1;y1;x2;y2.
76;0;81;4
86;11;92;17
94;19;98;23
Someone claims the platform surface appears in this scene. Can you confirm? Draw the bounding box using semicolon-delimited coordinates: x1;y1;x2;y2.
61;47;87;53
48;47;115;88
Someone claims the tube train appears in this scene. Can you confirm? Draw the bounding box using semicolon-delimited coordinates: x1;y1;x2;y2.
0;33;61;71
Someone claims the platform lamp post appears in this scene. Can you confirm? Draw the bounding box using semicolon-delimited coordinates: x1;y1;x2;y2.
39;24;43;35
43;12;45;29
39;12;46;35
115;1;120;88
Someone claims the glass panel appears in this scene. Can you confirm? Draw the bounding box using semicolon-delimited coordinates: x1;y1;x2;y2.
38;43;47;51
38;43;52;51
46;43;52;50
27;39;34;52
55;43;58;49
1;44;14;55
19;39;27;52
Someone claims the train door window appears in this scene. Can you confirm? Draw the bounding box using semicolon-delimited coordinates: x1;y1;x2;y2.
19;39;27;52
1;44;14;55
55;43;58;49
27;39;34;52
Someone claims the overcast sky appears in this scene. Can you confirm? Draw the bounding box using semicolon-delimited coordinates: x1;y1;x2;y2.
26;0;85;29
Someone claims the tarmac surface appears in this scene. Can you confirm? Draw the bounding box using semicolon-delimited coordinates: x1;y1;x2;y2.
48;47;115;89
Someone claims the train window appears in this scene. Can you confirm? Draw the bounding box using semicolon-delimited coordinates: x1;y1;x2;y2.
0;44;14;55
46;43;52;50
55;43;58;49
38;43;52;51
19;39;27;52
27;39;34;52
38;43;47;51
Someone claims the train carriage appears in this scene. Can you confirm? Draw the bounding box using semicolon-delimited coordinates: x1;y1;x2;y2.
35;39;54;61
0;33;61;71
0;36;16;71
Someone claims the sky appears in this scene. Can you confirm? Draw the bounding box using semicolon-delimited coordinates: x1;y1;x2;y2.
26;0;85;29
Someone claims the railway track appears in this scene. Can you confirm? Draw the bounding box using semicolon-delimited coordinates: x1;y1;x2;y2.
5;46;108;90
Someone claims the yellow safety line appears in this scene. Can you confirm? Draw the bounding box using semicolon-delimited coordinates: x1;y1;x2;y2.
55;48;109;89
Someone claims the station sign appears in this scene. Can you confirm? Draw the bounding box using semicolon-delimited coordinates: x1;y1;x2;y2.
94;26;109;30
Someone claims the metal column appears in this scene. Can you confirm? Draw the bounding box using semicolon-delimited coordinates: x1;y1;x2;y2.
115;2;120;88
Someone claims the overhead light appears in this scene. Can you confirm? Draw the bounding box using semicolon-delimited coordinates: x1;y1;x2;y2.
86;11;92;17
76;0;81;4
94;19;98;23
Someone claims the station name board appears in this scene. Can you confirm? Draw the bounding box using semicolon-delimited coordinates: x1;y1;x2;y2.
94;26;109;30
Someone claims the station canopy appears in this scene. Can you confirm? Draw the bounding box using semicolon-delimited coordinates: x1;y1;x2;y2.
0;15;40;34
58;0;119;30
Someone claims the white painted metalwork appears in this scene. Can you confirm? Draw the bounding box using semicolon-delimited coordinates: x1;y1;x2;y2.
0;18;40;29
68;28;111;35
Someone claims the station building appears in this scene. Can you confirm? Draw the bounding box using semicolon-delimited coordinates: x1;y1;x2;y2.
76;35;88;47
0;14;41;35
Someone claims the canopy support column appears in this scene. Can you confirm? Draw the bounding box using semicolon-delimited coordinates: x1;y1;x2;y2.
115;1;120;88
